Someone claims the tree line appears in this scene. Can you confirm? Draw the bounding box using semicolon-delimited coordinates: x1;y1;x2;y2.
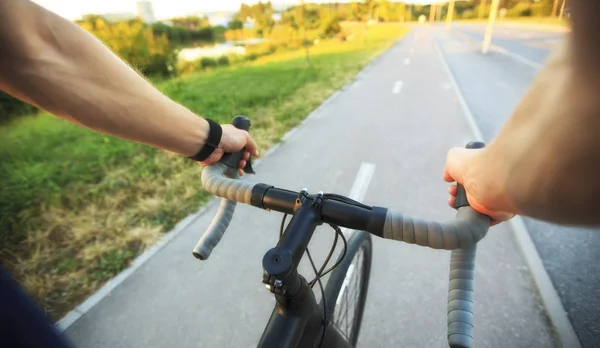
0;0;565;122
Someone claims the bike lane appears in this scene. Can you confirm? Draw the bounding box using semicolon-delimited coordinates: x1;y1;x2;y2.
64;27;555;348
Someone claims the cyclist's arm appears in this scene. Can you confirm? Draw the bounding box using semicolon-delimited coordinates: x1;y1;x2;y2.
0;0;257;165
445;1;600;226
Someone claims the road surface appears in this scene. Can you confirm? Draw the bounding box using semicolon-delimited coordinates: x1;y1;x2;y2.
63;26;556;348
440;23;600;348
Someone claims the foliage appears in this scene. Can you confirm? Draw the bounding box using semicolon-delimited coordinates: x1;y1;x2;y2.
0;23;410;321
169;16;210;30
507;2;534;17
77;16;174;77
239;1;275;36
0;92;38;124
377;1;406;22
150;22;213;45
228;19;244;30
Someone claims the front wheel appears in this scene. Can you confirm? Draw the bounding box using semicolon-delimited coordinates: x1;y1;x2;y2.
321;230;372;347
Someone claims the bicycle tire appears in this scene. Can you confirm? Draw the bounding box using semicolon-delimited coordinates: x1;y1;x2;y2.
321;230;372;347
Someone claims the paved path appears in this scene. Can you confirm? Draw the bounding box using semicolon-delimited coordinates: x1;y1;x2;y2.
65;27;556;347
440;23;600;348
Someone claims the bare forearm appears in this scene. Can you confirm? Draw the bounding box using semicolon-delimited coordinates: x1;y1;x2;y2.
480;36;600;224
0;0;207;156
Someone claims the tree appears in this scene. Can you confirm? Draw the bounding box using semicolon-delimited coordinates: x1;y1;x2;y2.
228;19;244;30
170;16;210;30
237;1;275;36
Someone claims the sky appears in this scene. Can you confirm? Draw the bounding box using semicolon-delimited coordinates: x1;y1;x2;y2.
33;0;435;20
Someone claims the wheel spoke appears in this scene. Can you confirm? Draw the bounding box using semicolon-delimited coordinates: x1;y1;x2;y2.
332;246;366;341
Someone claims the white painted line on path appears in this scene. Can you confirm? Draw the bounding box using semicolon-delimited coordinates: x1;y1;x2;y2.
392;81;404;94
404;58;411;65
342;162;375;238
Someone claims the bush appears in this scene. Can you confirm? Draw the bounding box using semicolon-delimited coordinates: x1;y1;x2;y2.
320;16;342;37
0;92;38;124
200;57;218;69
217;55;230;66
460;9;476;20
175;59;202;76
507;3;533;17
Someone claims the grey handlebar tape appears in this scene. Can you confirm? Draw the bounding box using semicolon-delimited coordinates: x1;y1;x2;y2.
192;198;237;260
448;247;476;348
193;164;256;260
382;207;490;348
382;207;490;250
201;163;255;204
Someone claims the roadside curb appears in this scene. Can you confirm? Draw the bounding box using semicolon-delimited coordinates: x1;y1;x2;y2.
56;34;408;332
434;38;581;348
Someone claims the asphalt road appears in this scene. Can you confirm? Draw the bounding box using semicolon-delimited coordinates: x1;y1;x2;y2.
65;27;556;347
440;23;600;348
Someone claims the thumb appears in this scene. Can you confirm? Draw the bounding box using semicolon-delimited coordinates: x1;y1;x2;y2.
443;147;472;184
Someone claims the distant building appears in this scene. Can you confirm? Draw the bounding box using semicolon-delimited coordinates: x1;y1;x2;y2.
137;0;156;24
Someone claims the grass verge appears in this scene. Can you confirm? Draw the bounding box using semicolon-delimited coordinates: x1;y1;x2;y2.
0;23;410;320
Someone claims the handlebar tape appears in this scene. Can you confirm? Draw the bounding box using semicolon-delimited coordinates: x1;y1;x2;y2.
382;207;489;348
193;164;255;260
382;207;489;250
192;198;237;260
201;163;255;204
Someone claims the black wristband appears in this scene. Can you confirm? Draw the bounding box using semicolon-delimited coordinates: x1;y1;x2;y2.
188;119;222;162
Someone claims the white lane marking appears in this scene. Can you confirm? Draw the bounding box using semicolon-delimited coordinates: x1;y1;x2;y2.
404;58;411;65
392;81;404;94
342;162;376;238
409;47;415;53
433;41;484;141
348;162;375;202
434;39;582;348
509;218;582;348
490;45;542;70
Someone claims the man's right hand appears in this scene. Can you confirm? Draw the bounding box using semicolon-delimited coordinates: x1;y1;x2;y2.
443;147;516;225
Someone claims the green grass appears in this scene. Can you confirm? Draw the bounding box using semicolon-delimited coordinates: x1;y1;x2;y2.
0;23;410;320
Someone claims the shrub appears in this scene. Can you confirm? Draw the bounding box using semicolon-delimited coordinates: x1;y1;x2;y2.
217;55;230;66
0;92;38;124
176;59;202;76
460;9;476;19
507;3;533;17
200;57;218;69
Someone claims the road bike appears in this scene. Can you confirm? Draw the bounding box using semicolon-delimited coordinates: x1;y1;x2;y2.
193;117;490;348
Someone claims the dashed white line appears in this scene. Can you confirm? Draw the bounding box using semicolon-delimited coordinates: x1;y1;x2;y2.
392;81;404;94
342;162;376;237
404;58;411;65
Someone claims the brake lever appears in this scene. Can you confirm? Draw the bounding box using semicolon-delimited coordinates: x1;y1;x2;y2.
219;115;255;174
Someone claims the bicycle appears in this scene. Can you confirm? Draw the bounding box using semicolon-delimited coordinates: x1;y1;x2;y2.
192;116;490;348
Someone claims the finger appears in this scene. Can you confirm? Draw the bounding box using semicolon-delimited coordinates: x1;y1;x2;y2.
443;167;454;183
448;196;456;209
243;151;250;161
239;159;246;169
245;133;259;156
448;184;458;196
238;168;244;176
